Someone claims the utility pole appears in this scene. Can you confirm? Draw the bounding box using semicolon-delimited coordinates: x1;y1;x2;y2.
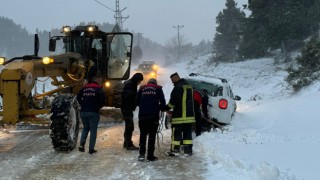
173;25;184;63
94;0;129;31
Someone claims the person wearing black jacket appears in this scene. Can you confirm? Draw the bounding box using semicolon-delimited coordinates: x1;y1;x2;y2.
136;78;166;161
77;76;106;154
121;73;144;150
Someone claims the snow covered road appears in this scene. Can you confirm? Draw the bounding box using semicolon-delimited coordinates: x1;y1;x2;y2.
0;121;208;180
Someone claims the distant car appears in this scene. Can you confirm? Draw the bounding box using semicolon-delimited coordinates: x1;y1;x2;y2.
136;60;158;84
185;73;241;125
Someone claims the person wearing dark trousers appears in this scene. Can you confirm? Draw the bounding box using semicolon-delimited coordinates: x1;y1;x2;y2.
193;88;203;136
77;76;105;154
193;88;209;136
136;78;166;161
165;72;195;157
121;73;144;150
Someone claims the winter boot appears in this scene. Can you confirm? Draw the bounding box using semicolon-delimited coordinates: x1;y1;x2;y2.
184;145;193;157
89;149;97;154
138;155;145;162
147;156;158;161
126;144;139;151
166;145;180;157
78;143;85;152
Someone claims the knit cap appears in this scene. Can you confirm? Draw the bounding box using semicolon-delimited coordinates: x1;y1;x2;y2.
148;78;157;85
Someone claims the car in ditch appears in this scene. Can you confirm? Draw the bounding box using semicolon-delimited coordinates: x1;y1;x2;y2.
185;73;241;125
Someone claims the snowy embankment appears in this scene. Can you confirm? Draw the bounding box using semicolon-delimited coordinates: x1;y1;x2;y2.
159;56;320;180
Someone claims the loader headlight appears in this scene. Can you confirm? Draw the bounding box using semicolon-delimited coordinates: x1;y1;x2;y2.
42;57;54;64
61;26;71;34
105;81;111;88
87;25;98;32
0;57;5;65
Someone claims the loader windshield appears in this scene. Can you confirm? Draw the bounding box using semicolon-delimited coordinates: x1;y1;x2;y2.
51;31;132;80
107;33;132;80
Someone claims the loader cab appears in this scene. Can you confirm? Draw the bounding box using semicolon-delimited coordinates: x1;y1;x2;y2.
49;25;133;80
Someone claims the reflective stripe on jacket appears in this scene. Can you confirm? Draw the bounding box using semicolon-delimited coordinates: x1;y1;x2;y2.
167;78;195;124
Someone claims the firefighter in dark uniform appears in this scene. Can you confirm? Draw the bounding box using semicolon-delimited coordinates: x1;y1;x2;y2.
165;72;195;156
136;78;166;161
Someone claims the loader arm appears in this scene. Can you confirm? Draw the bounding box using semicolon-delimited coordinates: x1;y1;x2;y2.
0;52;86;124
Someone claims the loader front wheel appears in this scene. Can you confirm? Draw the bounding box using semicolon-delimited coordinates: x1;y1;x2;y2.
50;94;80;151
113;81;124;108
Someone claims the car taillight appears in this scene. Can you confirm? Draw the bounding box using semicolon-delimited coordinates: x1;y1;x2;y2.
219;99;228;109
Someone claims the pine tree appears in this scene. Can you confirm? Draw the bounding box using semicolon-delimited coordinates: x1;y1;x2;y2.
237;16;268;59
286;37;320;91
0;16;33;58
212;0;245;62
240;0;320;60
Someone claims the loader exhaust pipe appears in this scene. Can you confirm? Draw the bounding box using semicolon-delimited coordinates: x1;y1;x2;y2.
34;34;39;57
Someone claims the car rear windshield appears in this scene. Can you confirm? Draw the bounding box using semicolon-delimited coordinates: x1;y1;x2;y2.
138;64;153;71
186;78;223;96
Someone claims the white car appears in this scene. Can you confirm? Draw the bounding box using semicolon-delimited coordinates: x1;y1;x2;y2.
185;73;241;125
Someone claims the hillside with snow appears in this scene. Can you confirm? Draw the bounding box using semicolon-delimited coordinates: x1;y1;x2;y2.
163;55;320;180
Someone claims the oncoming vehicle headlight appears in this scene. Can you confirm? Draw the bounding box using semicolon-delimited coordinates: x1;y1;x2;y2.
0;57;5;65
150;72;156;77
42;57;54;64
152;65;158;70
105;81;111;88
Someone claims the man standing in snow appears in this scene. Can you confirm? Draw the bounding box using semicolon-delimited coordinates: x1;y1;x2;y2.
121;73;144;150
136;78;166;161
165;72;195;156
77;76;106;154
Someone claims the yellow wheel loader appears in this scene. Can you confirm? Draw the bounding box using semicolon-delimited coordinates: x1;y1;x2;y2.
0;25;133;151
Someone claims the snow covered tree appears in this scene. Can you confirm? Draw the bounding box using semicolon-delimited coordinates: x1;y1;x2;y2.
212;0;245;62
286;37;320;92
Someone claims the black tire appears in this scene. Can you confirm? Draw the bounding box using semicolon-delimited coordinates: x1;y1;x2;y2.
50;94;80;151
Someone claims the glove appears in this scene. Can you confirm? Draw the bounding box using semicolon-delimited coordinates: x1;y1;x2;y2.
163;105;171;111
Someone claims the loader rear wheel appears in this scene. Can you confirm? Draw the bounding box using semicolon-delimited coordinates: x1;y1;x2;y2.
50;94;80;151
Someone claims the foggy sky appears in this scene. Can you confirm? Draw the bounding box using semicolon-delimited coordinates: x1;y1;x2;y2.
1;0;248;45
